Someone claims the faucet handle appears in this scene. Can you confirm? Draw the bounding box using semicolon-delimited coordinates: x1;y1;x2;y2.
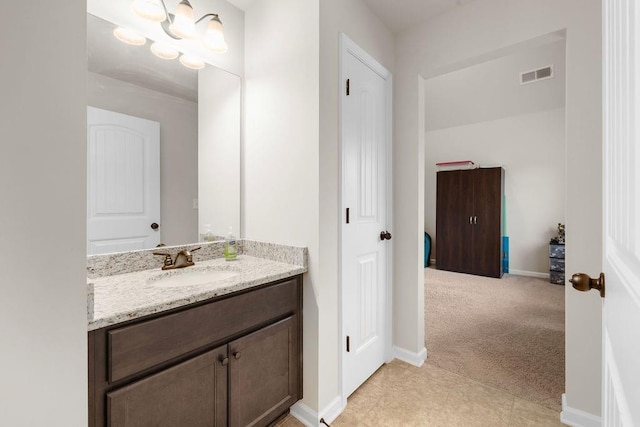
185;246;202;261
153;252;173;267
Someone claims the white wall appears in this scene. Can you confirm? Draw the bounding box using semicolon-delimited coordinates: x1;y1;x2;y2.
243;0;395;420
319;0;395;417
198;66;241;239
0;1;88;425
425;40;566;131
243;0;321;413
88;72;199;245
396;0;602;417
425;41;567;275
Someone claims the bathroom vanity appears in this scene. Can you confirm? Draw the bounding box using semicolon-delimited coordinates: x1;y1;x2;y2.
87;242;306;427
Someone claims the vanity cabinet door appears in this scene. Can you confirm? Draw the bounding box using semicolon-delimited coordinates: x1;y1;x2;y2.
229;316;300;427
107;346;228;427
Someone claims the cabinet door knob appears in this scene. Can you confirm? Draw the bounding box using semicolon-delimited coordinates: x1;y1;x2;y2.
233;351;242;360
219;356;229;366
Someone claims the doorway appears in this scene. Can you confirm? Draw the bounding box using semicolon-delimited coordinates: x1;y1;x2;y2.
423;35;568;412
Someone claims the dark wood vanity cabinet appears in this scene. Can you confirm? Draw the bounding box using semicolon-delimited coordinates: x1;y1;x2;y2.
89;275;303;427
107;346;228;426
229;316;299;426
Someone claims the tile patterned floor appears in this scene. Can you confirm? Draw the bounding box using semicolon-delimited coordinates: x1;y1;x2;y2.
276;360;564;426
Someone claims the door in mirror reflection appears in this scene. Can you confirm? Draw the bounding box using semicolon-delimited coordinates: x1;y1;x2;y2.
87;107;161;255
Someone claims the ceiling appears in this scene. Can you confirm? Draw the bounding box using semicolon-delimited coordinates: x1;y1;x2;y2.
226;0;474;34
226;0;256;11
362;0;476;33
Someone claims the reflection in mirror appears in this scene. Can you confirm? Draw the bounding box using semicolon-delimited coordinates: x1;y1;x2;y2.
86;14;240;255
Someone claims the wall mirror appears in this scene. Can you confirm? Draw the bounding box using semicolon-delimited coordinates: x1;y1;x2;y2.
86;12;241;255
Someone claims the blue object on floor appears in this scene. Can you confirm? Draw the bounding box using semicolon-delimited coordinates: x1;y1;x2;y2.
502;236;509;273
424;232;432;268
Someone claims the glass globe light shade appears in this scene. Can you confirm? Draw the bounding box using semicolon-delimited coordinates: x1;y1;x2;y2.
150;42;179;59
131;0;167;22
203;15;228;53
169;0;196;39
179;53;205;70
113;27;147;46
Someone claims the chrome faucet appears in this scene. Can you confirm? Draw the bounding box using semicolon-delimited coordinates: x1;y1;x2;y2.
153;247;202;270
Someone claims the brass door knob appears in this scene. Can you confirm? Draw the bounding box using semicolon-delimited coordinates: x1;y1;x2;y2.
569;272;605;298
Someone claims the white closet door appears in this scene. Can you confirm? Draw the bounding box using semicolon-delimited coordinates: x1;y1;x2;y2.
87;107;160;255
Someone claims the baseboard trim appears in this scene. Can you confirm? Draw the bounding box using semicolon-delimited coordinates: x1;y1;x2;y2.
392;346;427;367
290;402;316;426
509;269;550;279
290;396;345;426
560;394;601;427
320;396;344;424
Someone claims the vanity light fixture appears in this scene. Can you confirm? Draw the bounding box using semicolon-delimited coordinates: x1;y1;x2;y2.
132;0;228;54
131;0;167;22
113;27;147;46
150;42;179;59
179;53;205;70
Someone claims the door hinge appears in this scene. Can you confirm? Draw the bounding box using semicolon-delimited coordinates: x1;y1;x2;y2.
346;336;350;352
346;208;350;224
346;79;350;96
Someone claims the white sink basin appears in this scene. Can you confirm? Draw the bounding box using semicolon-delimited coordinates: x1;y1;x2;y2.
149;268;239;288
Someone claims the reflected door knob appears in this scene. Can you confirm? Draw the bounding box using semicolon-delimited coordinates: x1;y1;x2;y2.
151;222;159;230
569;272;605;298
379;231;392;241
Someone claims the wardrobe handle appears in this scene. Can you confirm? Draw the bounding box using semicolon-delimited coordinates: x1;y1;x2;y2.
469;216;473;224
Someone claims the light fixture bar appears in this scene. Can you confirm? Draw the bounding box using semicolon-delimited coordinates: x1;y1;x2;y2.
194;13;219;24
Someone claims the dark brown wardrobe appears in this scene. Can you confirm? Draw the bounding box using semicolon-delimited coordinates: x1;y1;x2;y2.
436;167;504;278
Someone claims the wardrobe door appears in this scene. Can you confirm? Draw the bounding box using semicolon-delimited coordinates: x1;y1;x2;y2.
471;168;503;278
436;170;474;273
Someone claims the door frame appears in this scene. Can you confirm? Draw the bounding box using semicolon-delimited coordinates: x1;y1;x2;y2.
338;33;394;409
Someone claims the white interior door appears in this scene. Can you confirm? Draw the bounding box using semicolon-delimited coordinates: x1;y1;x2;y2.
341;35;392;398
87;107;161;255
602;1;640;425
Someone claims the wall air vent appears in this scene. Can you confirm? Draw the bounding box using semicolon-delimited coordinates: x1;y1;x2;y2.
520;65;554;85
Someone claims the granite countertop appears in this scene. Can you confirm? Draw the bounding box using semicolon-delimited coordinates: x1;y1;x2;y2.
88;255;306;331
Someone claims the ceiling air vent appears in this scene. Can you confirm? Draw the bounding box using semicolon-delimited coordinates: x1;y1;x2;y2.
520;65;554;85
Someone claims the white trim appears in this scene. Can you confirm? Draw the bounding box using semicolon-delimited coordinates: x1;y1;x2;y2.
290;401;317;427
508;269;550;279
338;32;394;408
320;396;344;424
560;394;601;427
290;397;345;427
392;346;427;367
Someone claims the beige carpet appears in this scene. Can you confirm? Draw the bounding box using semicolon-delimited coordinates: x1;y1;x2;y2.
425;268;565;411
